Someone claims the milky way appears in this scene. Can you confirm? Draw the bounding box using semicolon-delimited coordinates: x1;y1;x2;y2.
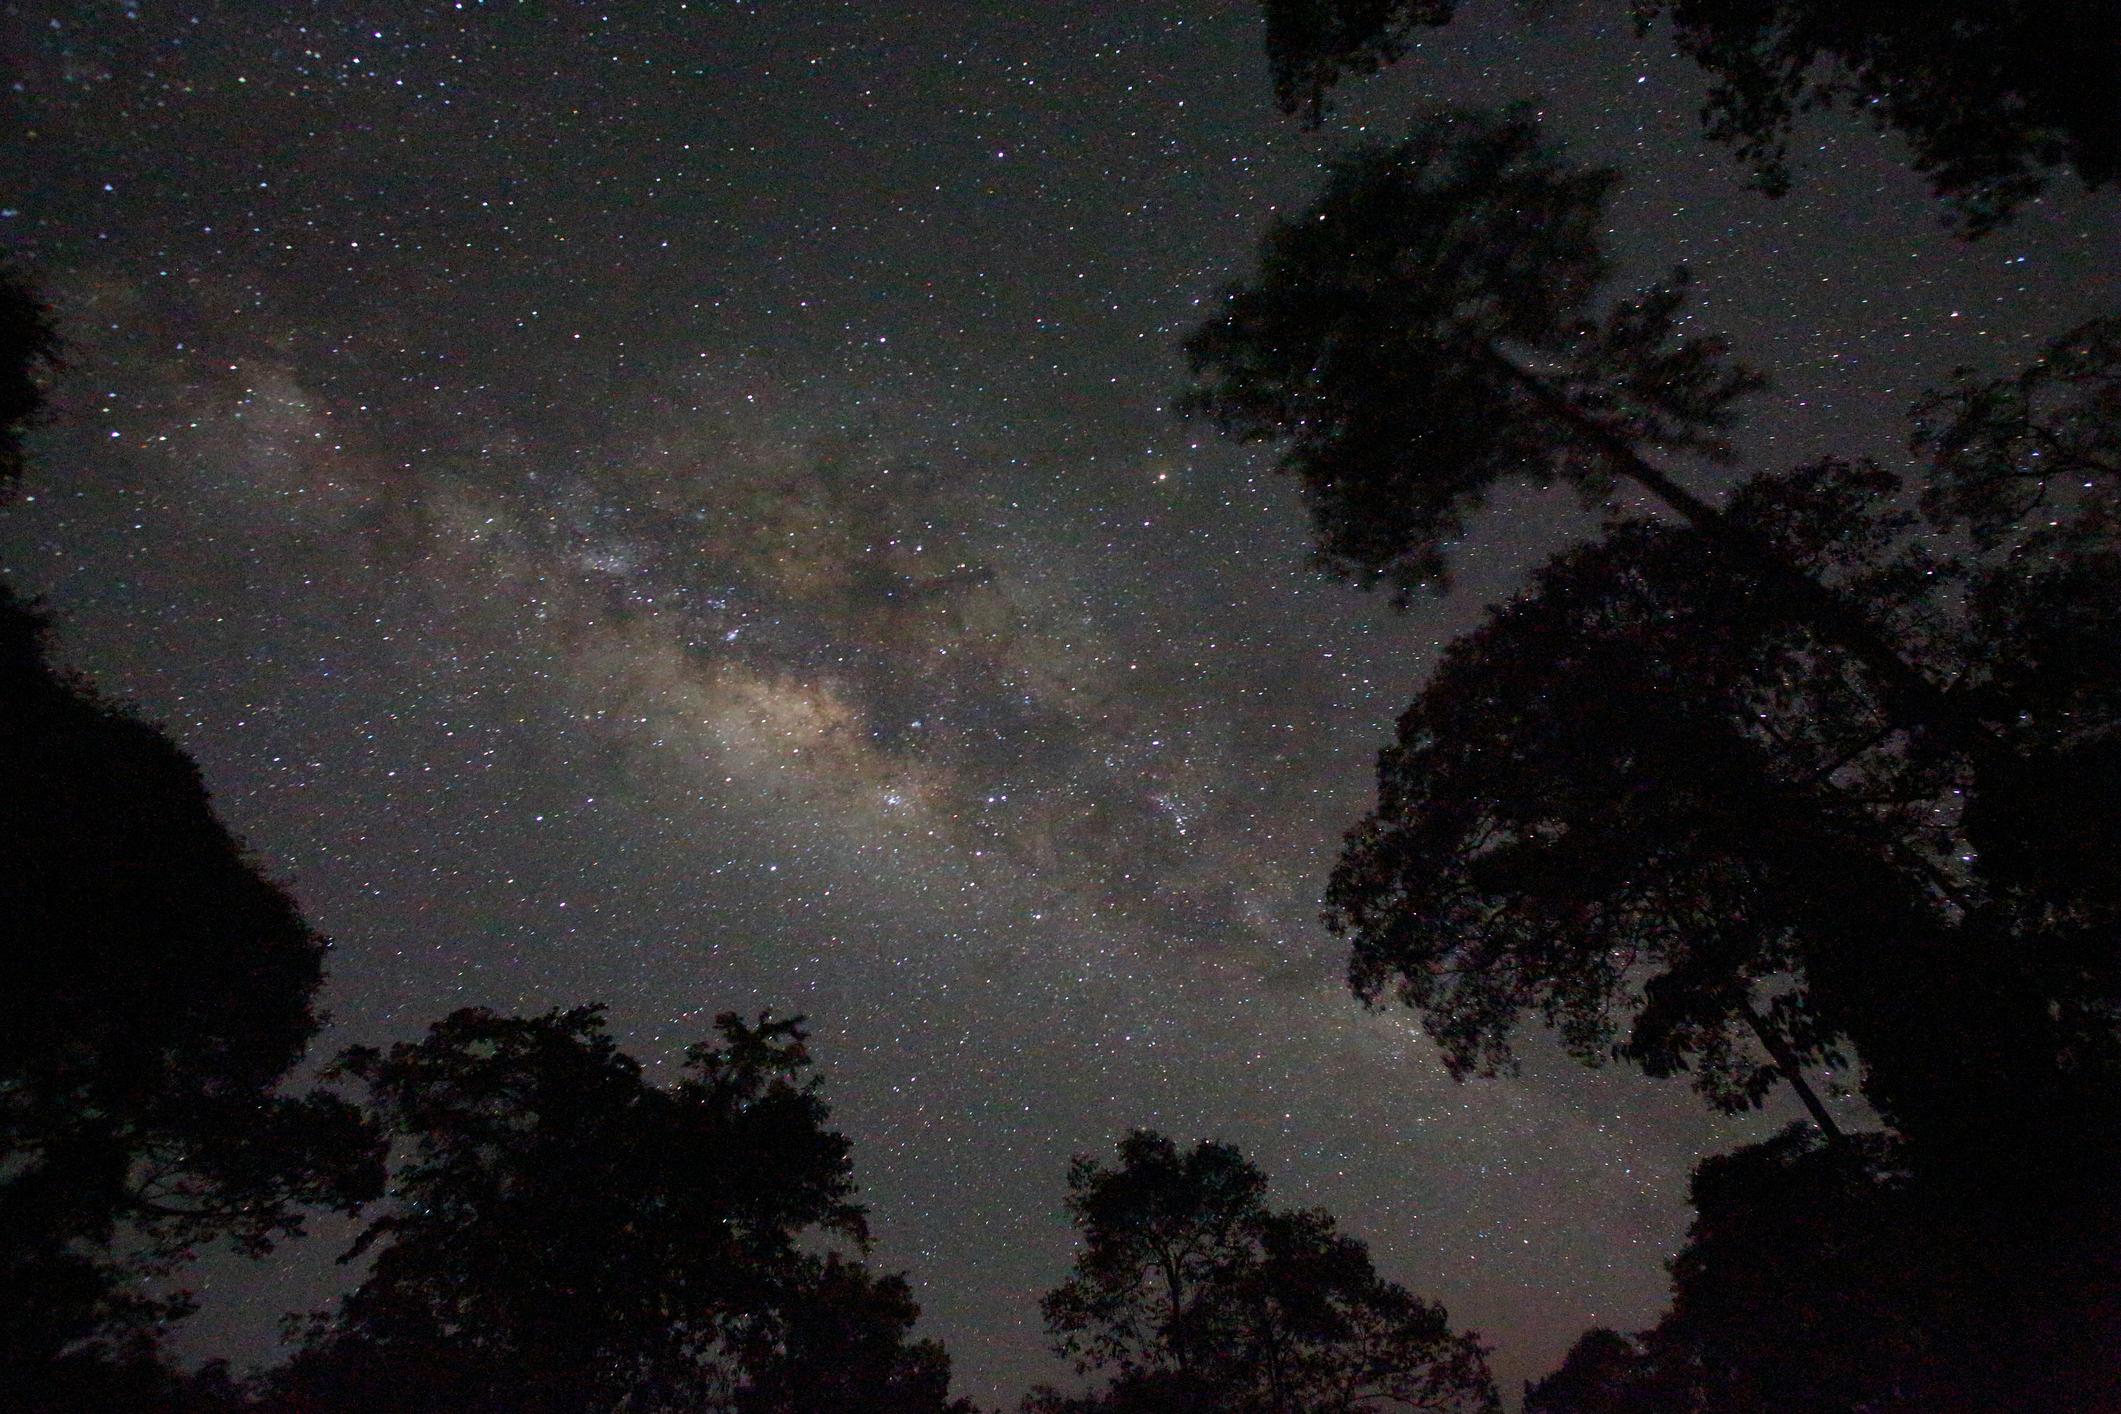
4;1;2112;1401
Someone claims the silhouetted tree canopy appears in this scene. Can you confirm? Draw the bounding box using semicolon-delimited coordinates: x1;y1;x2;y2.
1520;1328;1655;1414
1317;319;2121;1409
1190;75;2119;1397
273;1005;971;1414
1329;465;1908;1115
1;277;381;1405
1188;109;2119;1165
0;265;60;494
1262;0;1457;124
1523;1125;2121;1412
1913;314;2121;551
1329;317;2121;1159
737;1252;980;1414
1260;0;2119;232
1182;106;1760;601
1191;105;2053;790
1030;1130;1497;1413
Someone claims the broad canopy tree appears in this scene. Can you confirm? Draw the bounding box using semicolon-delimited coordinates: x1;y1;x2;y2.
273;1005;970;1414
1522;1122;2121;1413
1181;105;1760;604
1031;1130;1497;1414
1183;105;1982;753
0;264;61;492
1329;469;1915;1128
1185;102;2120;1182
1320;324;2121;1184
0;270;383;1402
1260;0;2118;233
1;267;971;1411
1;587;384;1394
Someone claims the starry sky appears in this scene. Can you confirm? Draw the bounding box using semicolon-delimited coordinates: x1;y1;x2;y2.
3;1;2114;1404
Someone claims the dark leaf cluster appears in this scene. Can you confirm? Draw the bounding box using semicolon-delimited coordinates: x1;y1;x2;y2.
1;587;385;1402
1257;0;2118;231
1031;1131;1497;1414
1181;107;1759;599
1207;10;2121;1396
270;1006;963;1414
0;263;60;493
1524;1124;2121;1412
1641;0;2119;233
1262;0;1458;124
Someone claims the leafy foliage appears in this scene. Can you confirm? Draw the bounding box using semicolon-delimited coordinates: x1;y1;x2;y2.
1523;1126;2121;1412
1329;329;2121;1168
0;259;380;1409
1181;107;1760;599
1209;27;2120;1393
1;582;381;1396
1644;0;2120;233
1520;1327;1652;1414
0;265;60;494
738;1253;980;1414
1257;0;2118;232
274;1005;968;1414
1032;1131;1497;1413
1913;314;2121;550
1262;0;1458;123
1329;462;1932;1115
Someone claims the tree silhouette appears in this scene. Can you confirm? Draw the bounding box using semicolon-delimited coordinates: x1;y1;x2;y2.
1031;1131;1497;1413
1181;106;1760;604
1184;98;2118;1163
1;268;382;1407
1328;341;2121;1151
1520;1328;1662;1414
1303;314;2121;1404
736;1253;981;1414
272;1005;970;1414
1259;0;2118;232
1523;1125;2121;1413
1914;314;2121;550
1183;106;1999;757
0;264;60;494
1326;469;1902;1124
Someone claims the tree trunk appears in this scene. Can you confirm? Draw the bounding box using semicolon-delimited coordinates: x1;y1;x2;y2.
1739;1000;1846;1142
1484;342;2003;759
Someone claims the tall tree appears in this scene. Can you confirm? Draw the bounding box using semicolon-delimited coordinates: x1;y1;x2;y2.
1316;323;2121;1399
1032;1130;1497;1413
1520;1328;1662;1414
1260;0;2119;232
1187;89;2119;1400
1327;357;2121;1158
0;265;61;493
272;1005;970;1414
1182;105;1993;754
735;1253;981;1414
1183;105;2116;1156
1524;1124;2121;1413
1182;106;1759;604
1;270;382;1407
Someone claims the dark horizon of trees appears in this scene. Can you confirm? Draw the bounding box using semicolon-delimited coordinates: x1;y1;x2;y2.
1261;0;2119;235
6;0;2118;1402
259;1005;979;1414
0;570;983;1407
1182;1;2119;1407
1024;1131;1498;1414
0;269;987;1412
2;274;389;1407
0;580;381;1409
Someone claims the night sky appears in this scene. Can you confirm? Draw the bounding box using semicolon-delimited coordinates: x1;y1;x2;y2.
3;2;2114;1404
